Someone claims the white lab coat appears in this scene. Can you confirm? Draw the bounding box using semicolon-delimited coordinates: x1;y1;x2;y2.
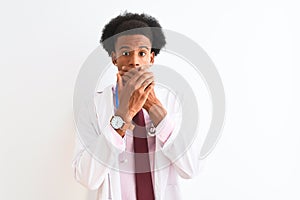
72;84;204;200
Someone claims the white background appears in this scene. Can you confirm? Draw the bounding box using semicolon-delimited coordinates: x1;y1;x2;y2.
0;0;299;199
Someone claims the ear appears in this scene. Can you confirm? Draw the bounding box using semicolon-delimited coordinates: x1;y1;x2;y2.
150;51;155;65
111;51;117;65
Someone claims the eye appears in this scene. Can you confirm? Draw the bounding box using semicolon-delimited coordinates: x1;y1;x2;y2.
122;51;130;56
139;51;147;56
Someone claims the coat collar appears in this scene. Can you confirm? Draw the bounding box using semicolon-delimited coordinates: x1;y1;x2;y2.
96;83;116;95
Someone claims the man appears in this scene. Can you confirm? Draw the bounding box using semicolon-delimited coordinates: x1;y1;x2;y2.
73;12;202;200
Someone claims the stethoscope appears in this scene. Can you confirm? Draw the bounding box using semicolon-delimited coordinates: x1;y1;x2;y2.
115;83;156;137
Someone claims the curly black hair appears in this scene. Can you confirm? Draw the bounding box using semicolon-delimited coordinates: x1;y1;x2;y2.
100;12;166;56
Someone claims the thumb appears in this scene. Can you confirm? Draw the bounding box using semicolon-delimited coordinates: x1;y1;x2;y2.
117;73;123;95
117;73;122;87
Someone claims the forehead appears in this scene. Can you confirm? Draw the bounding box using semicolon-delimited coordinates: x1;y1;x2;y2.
115;34;152;49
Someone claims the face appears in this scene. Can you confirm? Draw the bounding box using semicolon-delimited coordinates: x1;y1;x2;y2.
111;34;155;73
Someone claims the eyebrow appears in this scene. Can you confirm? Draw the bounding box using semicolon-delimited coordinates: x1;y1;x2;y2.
119;46;130;50
118;45;150;51
139;46;150;50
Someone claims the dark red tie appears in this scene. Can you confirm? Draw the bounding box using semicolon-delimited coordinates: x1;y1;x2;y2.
133;110;155;200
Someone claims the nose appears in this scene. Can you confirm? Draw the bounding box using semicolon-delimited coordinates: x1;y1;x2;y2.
128;51;140;68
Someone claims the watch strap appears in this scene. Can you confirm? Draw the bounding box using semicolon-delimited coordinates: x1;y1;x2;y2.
121;122;135;131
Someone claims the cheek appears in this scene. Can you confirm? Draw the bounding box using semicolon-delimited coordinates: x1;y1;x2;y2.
147;56;153;64
115;57;126;67
142;55;151;63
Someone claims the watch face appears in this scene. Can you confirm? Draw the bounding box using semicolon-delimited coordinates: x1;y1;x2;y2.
111;116;124;129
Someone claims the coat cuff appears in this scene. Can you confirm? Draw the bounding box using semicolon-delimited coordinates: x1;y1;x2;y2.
105;125;126;152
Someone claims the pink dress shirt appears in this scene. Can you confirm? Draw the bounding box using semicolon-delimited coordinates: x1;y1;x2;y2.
110;85;173;200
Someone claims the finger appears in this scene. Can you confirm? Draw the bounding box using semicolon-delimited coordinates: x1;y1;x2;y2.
119;67;136;79
134;72;154;87
131;69;153;80
141;77;154;91
119;66;129;76
123;68;153;89
119;71;124;76
136;82;153;98
122;73;132;81
127;65;150;75
144;83;154;95
121;65;151;81
122;71;134;86
125;67;140;77
122;76;129;83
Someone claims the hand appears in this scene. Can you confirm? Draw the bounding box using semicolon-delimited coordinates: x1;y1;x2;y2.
119;65;150;84
115;66;154;122
119;66;167;127
143;85;162;112
121;65;161;112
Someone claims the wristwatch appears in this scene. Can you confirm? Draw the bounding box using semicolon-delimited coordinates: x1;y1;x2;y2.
110;115;134;131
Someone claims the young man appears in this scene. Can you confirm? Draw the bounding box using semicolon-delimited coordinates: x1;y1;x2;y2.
73;12;202;200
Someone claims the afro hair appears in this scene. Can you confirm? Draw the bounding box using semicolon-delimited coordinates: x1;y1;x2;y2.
100;12;166;56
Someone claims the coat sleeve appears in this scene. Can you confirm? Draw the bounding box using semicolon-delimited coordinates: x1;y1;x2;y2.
72;136;110;190
72;91;125;190
154;88;205;179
